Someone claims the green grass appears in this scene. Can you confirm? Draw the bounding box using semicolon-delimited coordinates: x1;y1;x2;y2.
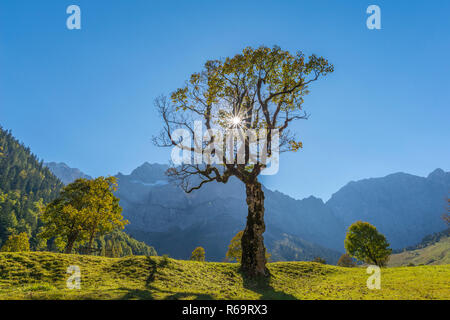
388;237;450;267
0;252;449;300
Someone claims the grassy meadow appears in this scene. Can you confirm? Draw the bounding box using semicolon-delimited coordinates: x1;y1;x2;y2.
0;252;448;300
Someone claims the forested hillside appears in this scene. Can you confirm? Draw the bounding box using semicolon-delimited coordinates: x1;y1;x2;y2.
0;126;156;256
94;230;157;257
0;127;63;249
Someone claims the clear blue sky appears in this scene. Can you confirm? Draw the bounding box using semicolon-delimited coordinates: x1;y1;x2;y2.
1;0;449;200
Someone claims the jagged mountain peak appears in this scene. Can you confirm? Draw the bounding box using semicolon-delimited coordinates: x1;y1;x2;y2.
45;161;92;185
128;162;169;183
302;195;325;205
427;168;447;180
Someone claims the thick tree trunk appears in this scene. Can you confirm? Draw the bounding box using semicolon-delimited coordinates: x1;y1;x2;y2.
65;239;75;254
65;233;78;254
241;181;269;278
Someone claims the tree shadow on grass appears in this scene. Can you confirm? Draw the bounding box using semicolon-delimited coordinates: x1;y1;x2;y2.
164;292;214;300
120;288;155;300
119;287;214;300
240;271;297;300
119;256;214;300
145;256;158;285
118;256;295;300
118;256;162;300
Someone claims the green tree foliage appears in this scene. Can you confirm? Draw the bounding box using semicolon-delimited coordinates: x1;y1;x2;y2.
1;232;30;252
0;127;63;249
225;230;271;263
344;221;392;267
191;247;205;261
337;253;356;267
39;177;129;253
226;231;244;262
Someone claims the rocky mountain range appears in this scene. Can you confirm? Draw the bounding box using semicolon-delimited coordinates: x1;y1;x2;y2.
46;162;450;263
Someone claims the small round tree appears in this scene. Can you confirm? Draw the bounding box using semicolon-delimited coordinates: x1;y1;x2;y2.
313;257;326;264
39;177;128;253
191;247;206;261
226;230;271;263
344;221;392;267
226;231;244;263
337;253;356;267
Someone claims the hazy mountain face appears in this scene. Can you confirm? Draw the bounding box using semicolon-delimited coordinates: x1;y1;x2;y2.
114;162;343;262
326;169;450;249
48;161;450;261
45;162;92;185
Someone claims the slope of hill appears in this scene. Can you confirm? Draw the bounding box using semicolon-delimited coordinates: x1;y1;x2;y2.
388;236;450;267
0;252;448;300
393;228;450;253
